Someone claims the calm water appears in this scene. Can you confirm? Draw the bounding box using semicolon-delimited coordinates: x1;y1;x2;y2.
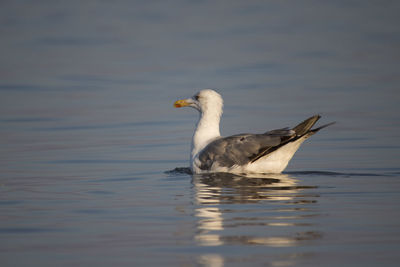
1;1;400;266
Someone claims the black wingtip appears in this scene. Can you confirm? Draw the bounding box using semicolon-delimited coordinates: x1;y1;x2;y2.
292;115;321;136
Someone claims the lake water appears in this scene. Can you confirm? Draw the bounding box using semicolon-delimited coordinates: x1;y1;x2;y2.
1;1;400;266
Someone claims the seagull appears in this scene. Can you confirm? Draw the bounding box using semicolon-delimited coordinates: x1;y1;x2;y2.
174;89;334;174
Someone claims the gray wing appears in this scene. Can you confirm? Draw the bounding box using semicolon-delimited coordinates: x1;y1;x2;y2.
198;129;295;170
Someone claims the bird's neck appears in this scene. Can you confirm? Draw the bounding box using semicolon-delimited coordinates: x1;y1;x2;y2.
191;108;221;160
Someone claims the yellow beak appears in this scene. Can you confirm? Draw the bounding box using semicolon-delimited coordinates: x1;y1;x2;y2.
174;99;190;108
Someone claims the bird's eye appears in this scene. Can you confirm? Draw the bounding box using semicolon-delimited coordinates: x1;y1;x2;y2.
194;95;200;101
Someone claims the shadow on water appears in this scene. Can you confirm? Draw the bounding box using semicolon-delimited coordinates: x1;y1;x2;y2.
166;167;392;177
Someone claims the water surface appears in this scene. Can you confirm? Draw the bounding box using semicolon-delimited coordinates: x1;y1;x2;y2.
1;1;400;266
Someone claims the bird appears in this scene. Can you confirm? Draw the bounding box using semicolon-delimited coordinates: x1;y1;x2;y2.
174;89;334;174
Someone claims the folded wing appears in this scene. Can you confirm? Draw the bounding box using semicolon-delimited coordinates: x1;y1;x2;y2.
198;130;295;170
198;115;333;171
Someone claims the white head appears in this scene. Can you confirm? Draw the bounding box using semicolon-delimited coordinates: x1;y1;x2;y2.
174;89;224;165
174;89;223;116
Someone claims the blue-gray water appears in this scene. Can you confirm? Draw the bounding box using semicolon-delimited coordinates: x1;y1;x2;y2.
1;1;400;266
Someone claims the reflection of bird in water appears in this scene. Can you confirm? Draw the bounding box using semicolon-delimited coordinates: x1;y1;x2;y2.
192;172;321;248
174;89;334;174
194;172;307;203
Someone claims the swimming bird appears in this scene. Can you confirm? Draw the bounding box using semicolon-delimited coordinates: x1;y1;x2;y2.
174;89;334;174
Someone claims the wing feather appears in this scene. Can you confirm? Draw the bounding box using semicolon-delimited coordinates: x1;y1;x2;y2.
198;130;295;170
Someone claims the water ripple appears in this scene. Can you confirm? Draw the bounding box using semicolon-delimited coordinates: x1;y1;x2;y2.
166;168;390;178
